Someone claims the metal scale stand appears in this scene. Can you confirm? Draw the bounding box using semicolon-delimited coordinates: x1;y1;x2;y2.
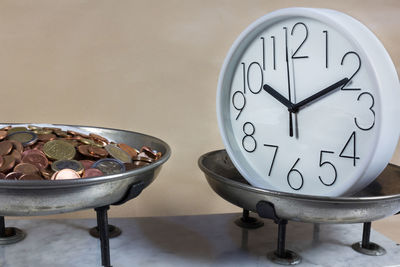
0;181;145;267
199;150;400;266
235;205;389;265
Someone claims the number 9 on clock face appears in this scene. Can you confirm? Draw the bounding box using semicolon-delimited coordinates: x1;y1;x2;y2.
217;8;400;196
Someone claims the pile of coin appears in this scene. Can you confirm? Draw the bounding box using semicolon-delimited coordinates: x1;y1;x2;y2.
0;125;162;180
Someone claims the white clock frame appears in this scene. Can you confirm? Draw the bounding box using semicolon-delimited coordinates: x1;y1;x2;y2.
217;8;400;196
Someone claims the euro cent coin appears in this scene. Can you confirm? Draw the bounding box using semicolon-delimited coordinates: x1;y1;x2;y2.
51;169;80;180
82;168;103;178
105;144;132;163
51;160;84;174
43;140;76;160
92;158;126;175
7;131;38;147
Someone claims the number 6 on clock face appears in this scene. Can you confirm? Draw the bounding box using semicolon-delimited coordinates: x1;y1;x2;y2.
217;8;400;196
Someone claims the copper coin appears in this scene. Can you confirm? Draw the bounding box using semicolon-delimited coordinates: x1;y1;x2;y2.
132;160;150;167
82;168;103;178
78;132;90;139
124;162;139;171
0;141;13;156
14;163;40;175
132;155;154;163
0;172;5;179
67;130;79;136
0;130;7;141
54;130;69;138
9;140;23;153
5;172;24;180
30;141;45;151
77;145;99;158
80;160;95;170
89;133;109;143
38;133;56;142
0;126;11;131
118;143;138;158
88;146;108;158
51;169;80;180
5;172;23;180
0;155;15;172
140;146;157;159
19;174;43;180
22;150;49;170
9;149;22;164
22;148;46;158
41;168;54;180
0;156;3;168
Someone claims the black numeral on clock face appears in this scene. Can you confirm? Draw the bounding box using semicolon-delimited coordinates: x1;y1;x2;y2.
264;144;278;176
232;91;246;120
323;30;328;68
319;150;337;186
341;51;361;91
354;92;375;131
242;122;257;153
287;158;304;190
271;36;276;70
247;62;263;94
290;22;309;59
339;131;360;166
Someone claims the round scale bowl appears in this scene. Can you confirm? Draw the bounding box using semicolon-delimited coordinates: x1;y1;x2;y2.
0;123;171;216
199;150;400;223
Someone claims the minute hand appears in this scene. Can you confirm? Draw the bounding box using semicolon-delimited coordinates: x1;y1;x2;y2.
290;78;349;113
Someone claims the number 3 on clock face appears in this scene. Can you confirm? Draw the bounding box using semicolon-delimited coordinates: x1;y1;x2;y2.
217;8;400;196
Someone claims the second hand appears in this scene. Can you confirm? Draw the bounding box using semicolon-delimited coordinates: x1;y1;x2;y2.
284;27;294;137
291;50;299;138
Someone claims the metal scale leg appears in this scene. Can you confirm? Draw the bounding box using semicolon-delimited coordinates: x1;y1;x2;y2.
89;182;146;267
235;209;264;229
93;206;113;267
256;201;301;265
351;222;386;256
0;216;25;245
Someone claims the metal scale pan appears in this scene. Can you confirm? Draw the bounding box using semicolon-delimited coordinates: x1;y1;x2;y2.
0;123;171;216
199;149;400;265
199;149;400;224
0;123;171;267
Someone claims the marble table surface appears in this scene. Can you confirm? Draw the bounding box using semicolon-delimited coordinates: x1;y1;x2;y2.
0;213;399;267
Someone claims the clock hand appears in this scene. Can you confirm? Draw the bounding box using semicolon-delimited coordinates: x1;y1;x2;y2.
284;26;294;137
263;84;294;109
290;78;349;113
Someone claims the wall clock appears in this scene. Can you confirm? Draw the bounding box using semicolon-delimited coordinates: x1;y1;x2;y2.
217;8;400;196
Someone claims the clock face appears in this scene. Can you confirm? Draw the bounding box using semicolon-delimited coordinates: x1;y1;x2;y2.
222;15;381;195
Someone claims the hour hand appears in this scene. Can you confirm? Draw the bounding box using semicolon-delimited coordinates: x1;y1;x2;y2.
263;84;293;109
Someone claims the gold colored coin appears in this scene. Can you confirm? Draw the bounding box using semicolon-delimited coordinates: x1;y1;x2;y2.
7;127;27;134
43;140;76;160
80;138;103;147
33;128;53;135
105;144;132;163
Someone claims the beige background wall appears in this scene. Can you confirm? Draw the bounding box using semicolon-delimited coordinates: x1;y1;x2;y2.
2;0;399;220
